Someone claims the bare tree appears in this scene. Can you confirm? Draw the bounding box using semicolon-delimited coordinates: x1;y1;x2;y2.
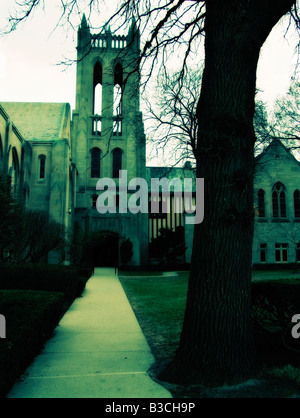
271;78;300;154
4;209;65;264
19;210;65;264
0;173;65;263
3;0;300;387
254;100;274;153
145;68;201;166
146;74;273;167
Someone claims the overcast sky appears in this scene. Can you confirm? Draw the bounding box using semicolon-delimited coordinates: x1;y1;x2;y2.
0;2;299;115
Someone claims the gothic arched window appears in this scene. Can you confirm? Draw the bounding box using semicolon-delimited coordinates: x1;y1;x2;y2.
114;63;123;116
11;148;20;195
0;135;3;172
93;62;103;135
294;190;300;218
93;62;103;115
257;189;265;218
272;182;286;218
112;148;122;178
91;148;101;178
92;194;98;208
38;155;46;180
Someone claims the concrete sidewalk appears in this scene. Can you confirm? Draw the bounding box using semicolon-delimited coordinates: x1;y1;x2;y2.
7;268;172;398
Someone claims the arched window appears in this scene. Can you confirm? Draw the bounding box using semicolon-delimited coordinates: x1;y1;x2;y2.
93;62;102;135
38;155;46;180
91;148;101;178
297;242;300;263
93;62;102;115
257;189;265;218
294;190;300;218
272;182;286;218
114;63;123;116
113;63;123;136
0;134;3;168
11;148;20;194
21;148;25;174
23;184;30;207
112;148;122;178
94;84;102;114
92;194;98;208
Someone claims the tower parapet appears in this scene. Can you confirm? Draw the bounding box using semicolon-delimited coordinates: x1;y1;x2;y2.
77;16;140;54
92;33;127;50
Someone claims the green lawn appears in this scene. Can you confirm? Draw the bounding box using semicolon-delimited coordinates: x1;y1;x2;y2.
252;269;300;282
119;269;300;396
119;271;189;361
119;269;300;363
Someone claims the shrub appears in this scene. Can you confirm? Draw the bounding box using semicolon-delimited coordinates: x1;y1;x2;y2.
0;175;65;264
149;226;186;264
0;290;64;397
0;263;90;300
120;239;133;265
251;280;300;351
0;262;92;397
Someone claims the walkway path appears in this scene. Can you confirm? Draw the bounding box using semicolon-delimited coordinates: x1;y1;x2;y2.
7;268;172;398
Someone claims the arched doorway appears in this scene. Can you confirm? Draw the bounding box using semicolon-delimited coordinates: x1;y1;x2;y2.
91;231;119;267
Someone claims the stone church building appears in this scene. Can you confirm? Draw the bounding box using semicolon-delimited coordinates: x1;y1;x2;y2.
0;17;299;267
252;139;300;267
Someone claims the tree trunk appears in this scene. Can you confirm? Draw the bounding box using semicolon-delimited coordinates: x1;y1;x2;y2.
160;0;295;386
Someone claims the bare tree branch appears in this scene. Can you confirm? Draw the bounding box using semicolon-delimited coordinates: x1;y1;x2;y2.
145;67;202;166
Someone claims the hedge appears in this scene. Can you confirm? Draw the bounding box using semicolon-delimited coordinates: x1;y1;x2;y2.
0;264;92;300
251;280;300;352
0;290;64;397
0;263;92;397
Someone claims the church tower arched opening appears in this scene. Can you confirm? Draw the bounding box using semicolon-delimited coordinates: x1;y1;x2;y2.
72;16;148;267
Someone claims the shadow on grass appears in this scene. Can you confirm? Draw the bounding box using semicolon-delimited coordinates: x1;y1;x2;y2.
120;271;300;398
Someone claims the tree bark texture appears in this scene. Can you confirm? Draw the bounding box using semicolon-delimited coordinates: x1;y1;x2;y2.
160;0;296;386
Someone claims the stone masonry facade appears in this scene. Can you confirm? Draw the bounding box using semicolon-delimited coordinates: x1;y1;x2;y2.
0;17;299;267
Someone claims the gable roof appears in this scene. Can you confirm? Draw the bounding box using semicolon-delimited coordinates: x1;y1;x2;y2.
0;102;70;142
256;138;300;167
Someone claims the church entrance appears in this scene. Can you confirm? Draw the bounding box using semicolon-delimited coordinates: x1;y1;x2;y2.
91;231;119;267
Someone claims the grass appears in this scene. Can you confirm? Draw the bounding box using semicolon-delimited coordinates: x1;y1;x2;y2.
119;271;189;361
119;269;300;398
252;269;300;282
269;364;300;386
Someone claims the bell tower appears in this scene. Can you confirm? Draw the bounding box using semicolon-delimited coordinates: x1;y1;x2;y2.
72;15;148;266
